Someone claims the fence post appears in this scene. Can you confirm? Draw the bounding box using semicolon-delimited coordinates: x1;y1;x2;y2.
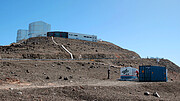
108;64;110;79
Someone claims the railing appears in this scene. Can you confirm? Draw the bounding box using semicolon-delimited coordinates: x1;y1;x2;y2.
52;37;74;59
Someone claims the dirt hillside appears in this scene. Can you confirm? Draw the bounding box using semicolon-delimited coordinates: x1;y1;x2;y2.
0;37;140;59
0;37;179;100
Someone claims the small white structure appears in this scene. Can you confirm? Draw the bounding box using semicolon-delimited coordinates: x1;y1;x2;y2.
68;32;97;42
28;21;51;38
16;29;28;42
120;67;138;81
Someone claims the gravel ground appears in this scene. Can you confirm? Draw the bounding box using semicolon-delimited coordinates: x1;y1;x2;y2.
0;37;179;100
0;80;179;101
0;59;179;101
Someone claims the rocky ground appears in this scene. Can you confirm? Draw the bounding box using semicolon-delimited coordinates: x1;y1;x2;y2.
0;37;179;100
0;37;140;59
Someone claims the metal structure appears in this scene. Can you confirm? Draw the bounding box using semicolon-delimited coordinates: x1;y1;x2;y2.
16;21;98;43
51;37;74;59
119;67;138;81
47;31;68;38
28;21;51;38
16;29;28;42
47;31;97;42
68;32;97;42
139;66;168;82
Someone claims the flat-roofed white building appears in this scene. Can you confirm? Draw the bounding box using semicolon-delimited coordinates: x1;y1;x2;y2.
68;32;97;42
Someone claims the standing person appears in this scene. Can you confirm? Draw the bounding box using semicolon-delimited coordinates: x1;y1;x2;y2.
136;70;139;78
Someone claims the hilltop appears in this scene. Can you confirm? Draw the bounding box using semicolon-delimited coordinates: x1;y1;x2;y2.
0;37;140;59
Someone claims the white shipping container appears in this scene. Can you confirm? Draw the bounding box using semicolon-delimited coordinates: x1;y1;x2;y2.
120;67;138;81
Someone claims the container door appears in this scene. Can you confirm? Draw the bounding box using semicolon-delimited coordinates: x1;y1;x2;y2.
151;66;157;82
162;67;167;82
139;66;145;82
144;67;151;82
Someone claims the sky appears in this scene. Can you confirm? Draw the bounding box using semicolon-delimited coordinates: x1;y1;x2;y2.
0;0;180;66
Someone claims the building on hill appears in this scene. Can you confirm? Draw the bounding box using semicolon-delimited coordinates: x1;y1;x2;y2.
47;31;97;42
16;21;51;42
28;21;51;38
16;29;28;42
16;21;97;42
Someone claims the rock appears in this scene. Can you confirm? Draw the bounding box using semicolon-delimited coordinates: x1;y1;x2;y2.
72;88;76;91
59;76;62;79
70;80;73;83
52;64;55;67
144;91;150;95
46;76;50;79
26;70;29;73
111;65;115;68
9;88;14;90
57;63;61;65
66;66;71;70
35;64;38;67
82;64;85;66
17;91;22;95
69;75;73;79
64;77;68;80
153;92;160;98
43;73;46;75
79;86;84;89
171;79;173;81
89;65;94;68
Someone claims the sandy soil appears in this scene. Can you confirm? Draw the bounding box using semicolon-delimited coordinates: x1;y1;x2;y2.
0;37;179;100
0;59;179;101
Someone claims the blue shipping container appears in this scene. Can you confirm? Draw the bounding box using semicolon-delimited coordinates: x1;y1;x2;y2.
139;66;167;82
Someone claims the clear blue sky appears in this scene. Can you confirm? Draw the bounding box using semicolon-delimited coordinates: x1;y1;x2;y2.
0;0;180;66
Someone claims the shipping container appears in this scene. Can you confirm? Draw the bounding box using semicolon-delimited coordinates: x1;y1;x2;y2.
139;66;167;82
119;67;138;81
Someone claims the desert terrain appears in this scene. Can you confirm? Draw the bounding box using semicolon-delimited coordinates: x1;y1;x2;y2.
0;37;179;100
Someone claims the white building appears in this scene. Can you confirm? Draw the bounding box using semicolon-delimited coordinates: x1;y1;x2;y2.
16;21;98;42
16;29;28;42
68;32;97;42
28;21;51;38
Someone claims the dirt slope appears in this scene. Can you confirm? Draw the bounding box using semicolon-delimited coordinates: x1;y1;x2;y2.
0;37;140;59
0;37;179;100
